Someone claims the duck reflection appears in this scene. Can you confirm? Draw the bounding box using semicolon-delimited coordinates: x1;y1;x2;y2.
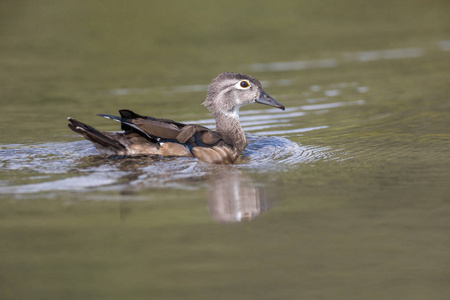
206;168;276;223
75;156;278;223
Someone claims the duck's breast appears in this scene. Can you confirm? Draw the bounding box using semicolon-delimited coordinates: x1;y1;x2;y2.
192;144;239;164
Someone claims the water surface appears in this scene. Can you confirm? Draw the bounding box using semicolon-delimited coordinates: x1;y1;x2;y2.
1;1;449;300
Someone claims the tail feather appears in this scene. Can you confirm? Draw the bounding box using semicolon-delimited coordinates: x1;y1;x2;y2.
97;113;131;132
97;114;123;122
67;117;125;152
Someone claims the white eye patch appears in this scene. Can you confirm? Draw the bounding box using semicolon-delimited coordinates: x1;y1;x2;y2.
235;80;251;90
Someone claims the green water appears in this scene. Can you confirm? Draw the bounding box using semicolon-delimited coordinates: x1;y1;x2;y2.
1;1;449;299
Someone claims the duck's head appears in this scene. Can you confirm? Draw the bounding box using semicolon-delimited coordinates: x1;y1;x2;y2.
203;72;285;118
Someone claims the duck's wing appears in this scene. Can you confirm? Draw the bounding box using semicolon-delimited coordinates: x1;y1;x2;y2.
119;109;187;128
177;125;238;164
176;124;222;145
99;110;224;146
97;109;185;141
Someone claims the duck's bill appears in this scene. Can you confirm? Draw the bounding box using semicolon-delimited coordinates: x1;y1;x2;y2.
256;90;285;110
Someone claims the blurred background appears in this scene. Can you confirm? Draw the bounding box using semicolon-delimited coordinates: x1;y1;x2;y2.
1;1;449;299
1;0;448;141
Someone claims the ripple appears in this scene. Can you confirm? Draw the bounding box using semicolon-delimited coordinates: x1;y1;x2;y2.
243;134;335;168
248;46;429;73
299;100;364;111
0;141;97;173
250;59;338;72
187;100;363;137
0;132;338;195
342;47;424;62
254;126;329;136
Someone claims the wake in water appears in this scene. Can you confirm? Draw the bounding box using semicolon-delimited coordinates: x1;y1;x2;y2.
1;96;364;196
0;134;334;196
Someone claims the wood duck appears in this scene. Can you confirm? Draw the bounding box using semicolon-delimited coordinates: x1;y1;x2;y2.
68;72;285;164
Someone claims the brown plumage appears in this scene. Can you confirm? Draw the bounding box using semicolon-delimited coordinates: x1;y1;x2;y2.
68;72;285;164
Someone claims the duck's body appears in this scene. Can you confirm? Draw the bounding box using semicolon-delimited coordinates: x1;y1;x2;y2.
68;109;241;164
68;72;285;164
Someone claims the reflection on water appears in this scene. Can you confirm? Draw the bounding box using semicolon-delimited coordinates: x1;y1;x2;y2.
250;58;338;72
0;142;280;222
207;168;275;223
0;132;325;223
248;41;448;72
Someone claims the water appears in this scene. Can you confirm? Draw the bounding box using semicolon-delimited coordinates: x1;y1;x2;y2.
1;1;449;299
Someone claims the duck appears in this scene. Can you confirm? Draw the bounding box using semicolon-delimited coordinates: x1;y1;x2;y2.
68;72;285;164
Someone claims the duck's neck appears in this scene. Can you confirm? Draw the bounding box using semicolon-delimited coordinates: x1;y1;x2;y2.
214;112;247;152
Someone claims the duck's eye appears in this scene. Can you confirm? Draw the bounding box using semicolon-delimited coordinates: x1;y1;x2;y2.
240;80;250;88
